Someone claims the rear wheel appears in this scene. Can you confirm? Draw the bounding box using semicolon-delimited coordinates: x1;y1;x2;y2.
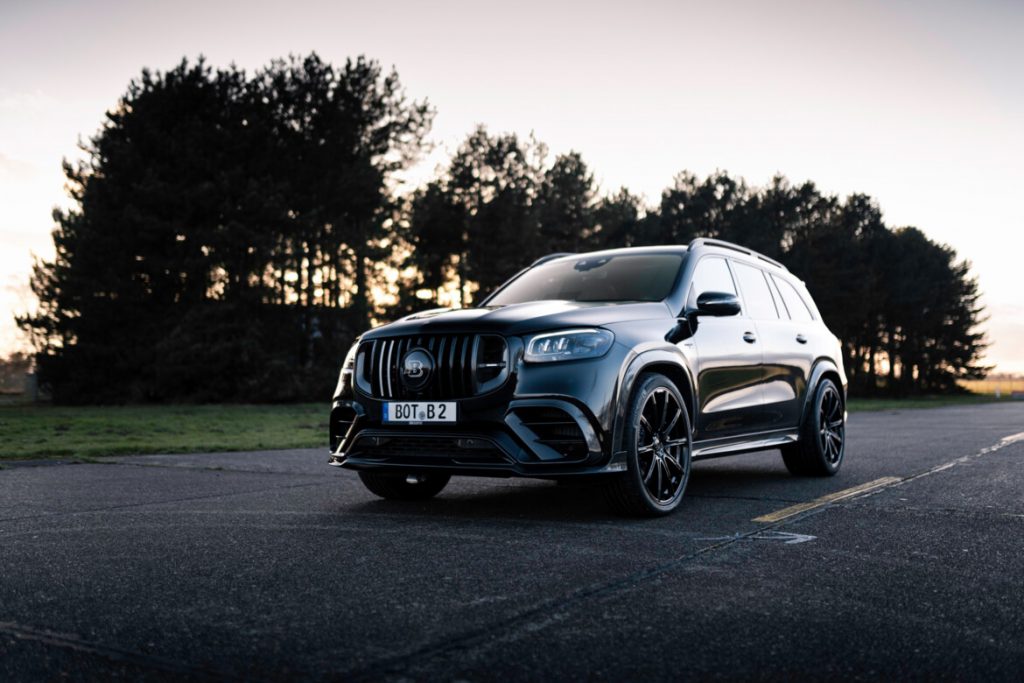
781;378;845;476
358;471;451;500
606;373;692;517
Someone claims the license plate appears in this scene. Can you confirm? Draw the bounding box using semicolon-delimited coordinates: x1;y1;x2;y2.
383;402;457;424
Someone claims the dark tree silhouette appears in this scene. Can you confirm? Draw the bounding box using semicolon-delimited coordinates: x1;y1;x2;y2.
591;187;643;248
17;55;988;402
654;171;750;245
397;180;465;312
402;126;547;307
536;152;597;253
18;54;432;403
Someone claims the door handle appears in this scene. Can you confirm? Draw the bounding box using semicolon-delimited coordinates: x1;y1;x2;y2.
795;334;807;344
742;331;757;344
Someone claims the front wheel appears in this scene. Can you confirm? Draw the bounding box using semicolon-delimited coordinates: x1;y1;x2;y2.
781;378;845;476
358;471;451;500
606;373;692;517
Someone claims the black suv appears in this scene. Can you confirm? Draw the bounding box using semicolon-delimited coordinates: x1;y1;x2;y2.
330;239;847;516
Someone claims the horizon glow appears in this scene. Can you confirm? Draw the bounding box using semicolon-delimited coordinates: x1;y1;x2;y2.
1;0;1022;372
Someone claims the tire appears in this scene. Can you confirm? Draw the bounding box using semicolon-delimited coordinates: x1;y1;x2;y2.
606;373;692;517
781;378;845;477
358;471;451;500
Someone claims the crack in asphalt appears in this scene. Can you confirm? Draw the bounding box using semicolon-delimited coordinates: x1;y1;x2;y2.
4;429;1023;678
335;507;850;682
844;502;1024;520
334;528;767;682
0;621;244;681
333;430;1024;681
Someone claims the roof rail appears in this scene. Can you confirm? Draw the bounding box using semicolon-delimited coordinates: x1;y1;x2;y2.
530;252;575;267
687;238;787;271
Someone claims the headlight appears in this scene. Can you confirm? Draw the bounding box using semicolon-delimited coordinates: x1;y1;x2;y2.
524;328;614;363
334;341;360;396
342;341;359;370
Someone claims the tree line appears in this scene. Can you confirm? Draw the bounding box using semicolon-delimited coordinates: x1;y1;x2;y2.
18;53;988;403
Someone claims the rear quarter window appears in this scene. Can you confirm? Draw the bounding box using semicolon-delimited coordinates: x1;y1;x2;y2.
772;275;815;322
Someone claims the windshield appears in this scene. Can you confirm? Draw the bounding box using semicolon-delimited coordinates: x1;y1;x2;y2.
487;253;684;305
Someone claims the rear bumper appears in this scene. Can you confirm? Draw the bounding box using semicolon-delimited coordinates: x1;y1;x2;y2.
328;395;624;478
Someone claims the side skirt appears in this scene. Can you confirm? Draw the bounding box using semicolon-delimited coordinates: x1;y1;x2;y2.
692;429;800;461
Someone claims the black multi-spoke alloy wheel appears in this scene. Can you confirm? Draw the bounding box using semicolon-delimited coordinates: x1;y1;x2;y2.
606;373;692;517
781;378;845;476
358;471;451;500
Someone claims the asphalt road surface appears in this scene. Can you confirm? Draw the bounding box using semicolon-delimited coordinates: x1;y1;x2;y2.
2;403;1024;681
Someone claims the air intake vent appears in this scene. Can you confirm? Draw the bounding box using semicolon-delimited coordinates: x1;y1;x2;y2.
348;434;509;465
513;407;589;460
356;334;509;400
330;404;359;452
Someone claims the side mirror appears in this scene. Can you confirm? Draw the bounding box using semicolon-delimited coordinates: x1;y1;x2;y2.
667;291;742;344
694;291;741;317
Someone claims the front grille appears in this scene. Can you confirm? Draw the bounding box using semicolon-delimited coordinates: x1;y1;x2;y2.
513;407;589;460
356;334;509;400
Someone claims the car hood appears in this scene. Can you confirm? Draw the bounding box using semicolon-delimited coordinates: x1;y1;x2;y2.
361;300;671;339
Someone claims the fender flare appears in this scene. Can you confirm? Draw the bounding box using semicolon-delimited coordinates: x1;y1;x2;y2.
608;346;698;467
799;358;846;428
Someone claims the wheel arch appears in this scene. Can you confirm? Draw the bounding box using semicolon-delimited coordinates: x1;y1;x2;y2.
799;358;846;430
610;349;696;462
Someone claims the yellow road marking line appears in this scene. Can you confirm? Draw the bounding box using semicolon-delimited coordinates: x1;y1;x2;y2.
752;476;902;523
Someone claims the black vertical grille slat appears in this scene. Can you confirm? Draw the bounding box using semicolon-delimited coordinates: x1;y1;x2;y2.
391;339;401;398
382;339;391;399
436;336;448;399
460;336;472;396
366;341;375;396
454;335;466;395
390;339;399;398
450;335;462;395
425;336;436;400
388;338;402;398
388;339;396;398
387;339;397;398
452;336;463;396
358;333;507;401
378;340;387;399
371;340;382;397
453;335;463;396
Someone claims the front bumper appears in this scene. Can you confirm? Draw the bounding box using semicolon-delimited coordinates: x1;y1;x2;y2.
328;394;623;478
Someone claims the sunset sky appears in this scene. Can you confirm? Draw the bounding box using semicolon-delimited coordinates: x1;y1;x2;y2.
1;0;1022;371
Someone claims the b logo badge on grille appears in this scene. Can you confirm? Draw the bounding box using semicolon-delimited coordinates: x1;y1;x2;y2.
400;348;434;390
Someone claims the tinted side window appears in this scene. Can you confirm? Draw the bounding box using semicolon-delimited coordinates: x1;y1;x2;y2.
732;262;778;320
687;257;736;308
772;275;814;322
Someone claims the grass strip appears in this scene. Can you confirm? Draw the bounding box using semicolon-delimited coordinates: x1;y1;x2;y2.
0;403;326;461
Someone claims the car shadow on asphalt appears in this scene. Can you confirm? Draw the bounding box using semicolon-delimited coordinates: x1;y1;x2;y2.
346;479;615;523
688;459;803;500
342;458;800;523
